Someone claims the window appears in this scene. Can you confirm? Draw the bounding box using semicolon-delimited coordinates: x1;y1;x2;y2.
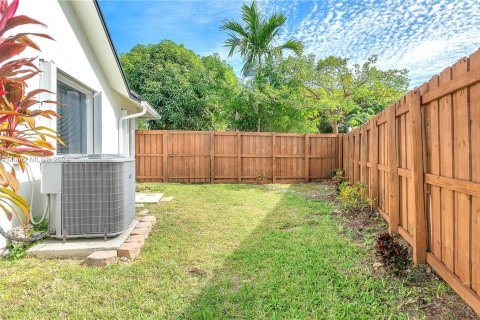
56;74;94;154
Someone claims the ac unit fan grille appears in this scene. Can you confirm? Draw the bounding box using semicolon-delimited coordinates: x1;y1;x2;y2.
61;161;135;236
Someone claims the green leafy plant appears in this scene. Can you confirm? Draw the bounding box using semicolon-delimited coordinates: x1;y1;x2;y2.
0;0;60;225
375;232;410;274
32;218;48;232
337;182;373;211
338;181;350;192
4;242;26;260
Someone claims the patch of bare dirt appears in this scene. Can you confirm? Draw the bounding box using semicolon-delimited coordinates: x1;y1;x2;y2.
280;224;301;232
186;267;207;277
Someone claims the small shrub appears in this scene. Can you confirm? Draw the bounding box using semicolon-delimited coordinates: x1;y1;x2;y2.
338;181;350;192
256;171;267;185
337;182;373;211
375;232;410;273
331;169;346;184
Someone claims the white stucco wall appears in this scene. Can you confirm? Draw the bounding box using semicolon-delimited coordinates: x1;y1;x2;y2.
0;0;133;248
21;0;124;153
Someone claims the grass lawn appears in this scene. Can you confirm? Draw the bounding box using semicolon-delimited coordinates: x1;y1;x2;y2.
0;183;462;319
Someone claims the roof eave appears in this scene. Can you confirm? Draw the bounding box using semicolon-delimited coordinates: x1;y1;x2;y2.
70;0;160;119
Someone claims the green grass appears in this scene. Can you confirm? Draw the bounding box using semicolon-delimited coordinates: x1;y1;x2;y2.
0;183;445;319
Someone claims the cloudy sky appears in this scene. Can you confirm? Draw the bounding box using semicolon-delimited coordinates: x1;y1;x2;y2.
98;0;480;87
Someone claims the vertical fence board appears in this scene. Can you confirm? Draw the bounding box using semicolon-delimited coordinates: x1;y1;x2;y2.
370;119;379;208
470;49;480;295
439;67;455;271
388;105;399;234
452;58;471;283
427;75;442;259
409;90;427;264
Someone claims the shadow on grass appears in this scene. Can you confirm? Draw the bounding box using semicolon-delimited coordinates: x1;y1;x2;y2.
0;183;466;319
173;183;414;319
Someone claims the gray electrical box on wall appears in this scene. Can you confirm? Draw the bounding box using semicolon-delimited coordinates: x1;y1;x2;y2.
40;155;136;239
40;161;62;194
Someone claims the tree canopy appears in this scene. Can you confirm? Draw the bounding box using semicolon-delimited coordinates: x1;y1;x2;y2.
120;2;409;134
120;41;241;131
282;54;409;132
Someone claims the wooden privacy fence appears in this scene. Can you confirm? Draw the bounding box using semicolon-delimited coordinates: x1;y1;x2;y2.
136;130;340;184
342;48;480;315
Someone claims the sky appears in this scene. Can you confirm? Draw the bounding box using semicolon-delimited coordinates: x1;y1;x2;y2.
98;0;480;88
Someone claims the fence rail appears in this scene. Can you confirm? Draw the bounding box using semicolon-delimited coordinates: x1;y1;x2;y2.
136;130;340;184
342;48;480;315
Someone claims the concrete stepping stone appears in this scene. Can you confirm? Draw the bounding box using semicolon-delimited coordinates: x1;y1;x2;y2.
135;193;163;204
118;243;141;259
86;250;117;266
160;196;174;202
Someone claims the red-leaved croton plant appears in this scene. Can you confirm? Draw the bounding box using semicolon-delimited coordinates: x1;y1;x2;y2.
0;0;61;225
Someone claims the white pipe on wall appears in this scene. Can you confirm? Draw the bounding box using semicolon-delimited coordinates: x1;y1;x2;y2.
118;101;148;156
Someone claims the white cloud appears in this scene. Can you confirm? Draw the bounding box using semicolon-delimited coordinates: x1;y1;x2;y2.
259;0;480;87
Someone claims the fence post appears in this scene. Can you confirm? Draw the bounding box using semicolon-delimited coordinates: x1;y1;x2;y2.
210;132;214;184
370;119;379;208
305;134;310;182
237;132;241;183
162;131;169;182
361;128;368;185
409;90;427;264
387;105;399;234
354;131;360;183
337;134;343;170
272;133;276;183
349;134;354;183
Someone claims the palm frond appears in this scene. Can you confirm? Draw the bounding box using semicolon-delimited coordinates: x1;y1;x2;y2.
220;19;248;38
276;39;304;56
242;2;261;33
224;33;243;57
262;13;287;43
220;1;304;77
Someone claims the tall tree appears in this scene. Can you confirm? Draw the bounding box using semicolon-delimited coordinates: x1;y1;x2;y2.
221;1;303;77
120;41;240;130
227;54;312;133
201;54;242;130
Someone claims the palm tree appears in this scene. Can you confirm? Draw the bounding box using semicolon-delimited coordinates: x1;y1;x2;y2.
221;1;303;77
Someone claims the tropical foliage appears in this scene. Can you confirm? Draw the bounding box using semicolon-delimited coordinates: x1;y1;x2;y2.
221;1;303;76
120;1;408;134
0;0;60;225
281;54;409;132
120;41;241;131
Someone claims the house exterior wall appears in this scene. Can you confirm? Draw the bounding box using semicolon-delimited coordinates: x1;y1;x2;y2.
0;0;134;248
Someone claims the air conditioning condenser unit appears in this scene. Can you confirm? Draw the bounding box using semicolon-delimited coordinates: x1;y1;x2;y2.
40;154;135;239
